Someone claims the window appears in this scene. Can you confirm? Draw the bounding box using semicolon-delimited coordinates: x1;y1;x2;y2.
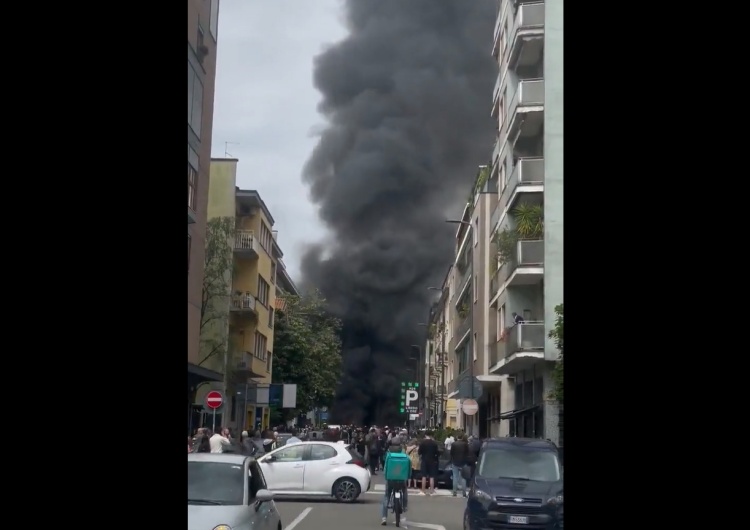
477;448;561;482
474;218;479;246
248;461;267;498
257;277;270;306
188;145;199;210
474;274;478;302
499;162;506;192
188;462;245;505
270;261;277;284
270;444;305;462
266;351;272;372
498;97;504;133
473;332;478;361
254;332;267;361
209;0;219;40
309;444;337;461
188;165;197;210
268;308;274;328
197;25;204;50
188;235;192;272
259;222;273;251
188;62;203;136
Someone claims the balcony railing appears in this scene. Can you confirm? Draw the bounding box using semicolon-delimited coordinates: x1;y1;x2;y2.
504;322;545;358
491;239;544;295
234;230;257;252
511;2;545;44
508;79;544;121
233;351;253;371
231;292;257;311
454;262;471;300
456;312;471;340
492;339;507;366
499;157;545;209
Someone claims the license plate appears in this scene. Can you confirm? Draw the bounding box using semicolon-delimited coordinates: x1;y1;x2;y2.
394;492;401;499
508;515;528;524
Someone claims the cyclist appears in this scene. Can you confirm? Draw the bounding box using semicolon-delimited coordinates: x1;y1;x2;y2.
381;433;410;526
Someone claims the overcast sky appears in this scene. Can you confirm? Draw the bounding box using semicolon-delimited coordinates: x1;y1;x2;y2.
211;0;347;282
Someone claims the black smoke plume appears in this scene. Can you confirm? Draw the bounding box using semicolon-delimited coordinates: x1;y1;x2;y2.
301;0;496;425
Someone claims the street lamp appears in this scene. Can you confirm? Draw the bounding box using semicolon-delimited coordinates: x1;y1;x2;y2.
446;218;475;433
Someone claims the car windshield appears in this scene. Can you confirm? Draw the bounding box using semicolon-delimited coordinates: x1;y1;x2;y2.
188;462;245;505
478;448;561;482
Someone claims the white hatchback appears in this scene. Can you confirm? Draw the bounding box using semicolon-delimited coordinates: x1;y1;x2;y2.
258;441;371;502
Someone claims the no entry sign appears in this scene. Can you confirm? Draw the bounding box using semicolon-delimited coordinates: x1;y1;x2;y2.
205;390;223;410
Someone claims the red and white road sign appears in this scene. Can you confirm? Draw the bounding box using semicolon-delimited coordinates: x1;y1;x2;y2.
462;398;479;416
205;390;223;410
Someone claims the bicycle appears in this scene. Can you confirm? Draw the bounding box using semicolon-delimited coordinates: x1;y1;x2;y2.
387;480;407;527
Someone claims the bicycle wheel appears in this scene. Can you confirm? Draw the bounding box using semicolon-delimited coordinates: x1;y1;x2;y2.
394;493;402;527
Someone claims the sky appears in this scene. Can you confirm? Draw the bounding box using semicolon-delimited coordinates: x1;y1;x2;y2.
211;0;348;282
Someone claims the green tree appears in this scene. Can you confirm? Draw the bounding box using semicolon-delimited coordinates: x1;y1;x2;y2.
198;217;235;368
271;290;342;421
548;303;563;402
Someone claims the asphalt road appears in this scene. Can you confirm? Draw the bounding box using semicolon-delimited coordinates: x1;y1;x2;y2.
275;474;467;530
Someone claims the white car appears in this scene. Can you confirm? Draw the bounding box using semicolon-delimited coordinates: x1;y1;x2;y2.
258;441;371;502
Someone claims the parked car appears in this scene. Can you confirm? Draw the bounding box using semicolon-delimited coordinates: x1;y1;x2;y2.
258;441;371;502
462;438;563;530
188;453;281;530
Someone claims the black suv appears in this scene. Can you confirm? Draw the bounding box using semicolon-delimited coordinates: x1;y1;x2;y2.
462;438;563;529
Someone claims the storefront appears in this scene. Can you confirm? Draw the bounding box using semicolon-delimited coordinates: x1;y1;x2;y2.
187;362;223;435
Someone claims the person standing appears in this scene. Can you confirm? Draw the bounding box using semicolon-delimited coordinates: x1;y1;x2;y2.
418;431;440;495
449;434;469;497
366;428;381;474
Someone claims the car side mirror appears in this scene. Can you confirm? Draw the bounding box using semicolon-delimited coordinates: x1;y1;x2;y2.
253;489;274;511
263;455;276;463
460;465;472;481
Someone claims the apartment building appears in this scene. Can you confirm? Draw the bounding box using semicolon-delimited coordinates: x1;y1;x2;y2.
424;267;455;429
188;0;222;431
197;158;284;433
486;0;562;444
436;0;563;444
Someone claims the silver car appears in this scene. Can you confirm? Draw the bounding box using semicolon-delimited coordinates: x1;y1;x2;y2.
188;453;281;530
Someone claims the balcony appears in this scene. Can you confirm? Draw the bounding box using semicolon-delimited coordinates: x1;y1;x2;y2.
490;239;544;300
234;230;259;258
455;313;471;344
507;79;544;143
188;207;196;224
491;322;545;375
231;292;258;316
508;2;545;70
454;262;471;300
232;351;265;378
499;157;544;212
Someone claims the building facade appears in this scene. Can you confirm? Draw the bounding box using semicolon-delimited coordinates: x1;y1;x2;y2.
188;0;222;434
197;158;286;433
438;0;563;445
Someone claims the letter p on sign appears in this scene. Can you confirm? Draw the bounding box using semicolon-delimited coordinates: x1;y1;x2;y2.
405;389;418;406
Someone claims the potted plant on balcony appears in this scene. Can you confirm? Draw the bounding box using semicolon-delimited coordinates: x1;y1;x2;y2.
458;303;469;319
495;202;544;265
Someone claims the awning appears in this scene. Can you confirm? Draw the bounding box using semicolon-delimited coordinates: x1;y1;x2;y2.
188;362;223;389
498;404;541;420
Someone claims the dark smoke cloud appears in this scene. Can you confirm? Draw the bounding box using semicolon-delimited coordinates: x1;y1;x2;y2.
301;0;496;425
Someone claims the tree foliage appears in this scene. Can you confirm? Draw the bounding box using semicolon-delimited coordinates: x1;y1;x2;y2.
199;217;235;367
548;303;563;402
271;290;342;420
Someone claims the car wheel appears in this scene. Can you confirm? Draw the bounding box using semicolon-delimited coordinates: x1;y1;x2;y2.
332;477;361;503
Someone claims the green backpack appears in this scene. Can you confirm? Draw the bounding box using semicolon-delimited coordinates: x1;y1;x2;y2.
384;452;411;481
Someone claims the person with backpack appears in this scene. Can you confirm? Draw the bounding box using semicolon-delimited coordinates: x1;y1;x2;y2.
365;428;381;474
380;437;411;526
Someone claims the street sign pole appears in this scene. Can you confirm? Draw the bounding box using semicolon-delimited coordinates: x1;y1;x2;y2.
212;408;216;432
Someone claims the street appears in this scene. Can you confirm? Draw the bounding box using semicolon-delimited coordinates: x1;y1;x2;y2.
275;474;466;530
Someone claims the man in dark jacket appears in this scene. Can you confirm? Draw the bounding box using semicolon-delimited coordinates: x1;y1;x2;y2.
365;428;380;474
449;434;469;497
